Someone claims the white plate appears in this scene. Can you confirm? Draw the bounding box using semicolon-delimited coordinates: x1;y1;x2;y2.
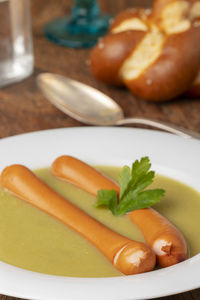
0;127;200;300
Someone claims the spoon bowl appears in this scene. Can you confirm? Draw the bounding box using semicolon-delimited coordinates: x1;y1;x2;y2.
37;73;200;139
37;73;124;126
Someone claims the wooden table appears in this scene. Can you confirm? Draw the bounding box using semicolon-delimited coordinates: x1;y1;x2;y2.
0;0;199;299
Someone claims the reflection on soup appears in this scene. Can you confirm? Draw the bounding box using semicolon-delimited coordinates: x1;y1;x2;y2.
0;166;199;277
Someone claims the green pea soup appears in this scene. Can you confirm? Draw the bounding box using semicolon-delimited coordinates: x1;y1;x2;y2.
0;166;199;277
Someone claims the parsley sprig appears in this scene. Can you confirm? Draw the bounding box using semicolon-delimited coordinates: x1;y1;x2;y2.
95;157;165;216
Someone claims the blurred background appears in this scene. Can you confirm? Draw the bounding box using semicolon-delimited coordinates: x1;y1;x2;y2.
1;0;199;139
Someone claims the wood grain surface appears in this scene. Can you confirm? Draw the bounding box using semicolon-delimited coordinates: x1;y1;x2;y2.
0;0;199;299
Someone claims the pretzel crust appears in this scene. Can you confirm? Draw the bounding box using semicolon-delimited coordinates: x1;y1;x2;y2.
123;23;200;101
90;0;200;101
90;31;146;86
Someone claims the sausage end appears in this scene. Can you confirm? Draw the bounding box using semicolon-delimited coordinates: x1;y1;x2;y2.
113;242;156;275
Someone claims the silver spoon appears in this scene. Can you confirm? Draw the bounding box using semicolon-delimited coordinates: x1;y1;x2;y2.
37;73;200;139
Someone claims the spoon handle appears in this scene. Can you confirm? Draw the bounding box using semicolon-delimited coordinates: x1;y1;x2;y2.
116;118;200;140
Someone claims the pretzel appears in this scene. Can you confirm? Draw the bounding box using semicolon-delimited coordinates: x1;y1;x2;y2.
90;0;200;101
186;69;200;97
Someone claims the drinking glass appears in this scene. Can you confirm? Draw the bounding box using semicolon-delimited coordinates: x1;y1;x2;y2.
0;0;34;87
44;0;111;48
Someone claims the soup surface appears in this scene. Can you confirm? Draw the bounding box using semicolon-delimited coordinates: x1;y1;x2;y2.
0;166;200;277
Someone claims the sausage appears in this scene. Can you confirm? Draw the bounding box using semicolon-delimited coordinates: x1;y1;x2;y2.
0;164;156;275
129;208;187;267
51;155;187;268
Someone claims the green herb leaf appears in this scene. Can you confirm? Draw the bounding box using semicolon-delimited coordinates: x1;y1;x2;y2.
96;189;118;215
117;189;165;215
96;157;165;216
118;166;131;199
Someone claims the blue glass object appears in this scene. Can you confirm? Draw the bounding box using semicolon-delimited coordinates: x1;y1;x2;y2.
44;0;111;48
